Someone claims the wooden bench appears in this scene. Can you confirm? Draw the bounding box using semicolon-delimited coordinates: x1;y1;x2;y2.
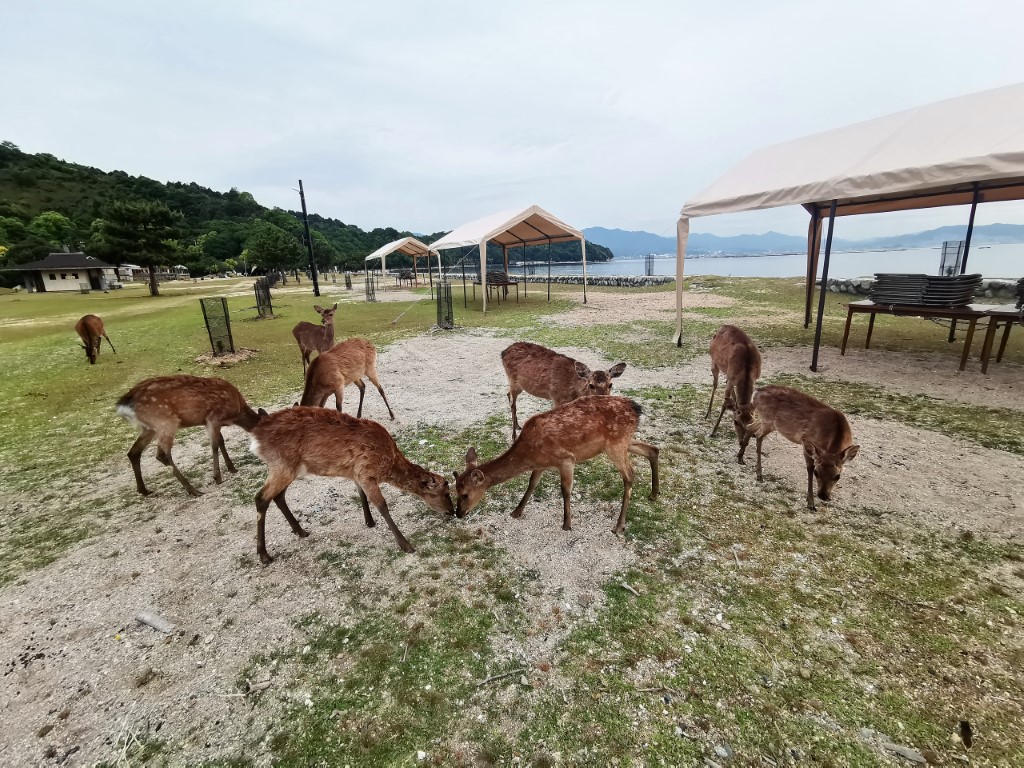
472;272;520;304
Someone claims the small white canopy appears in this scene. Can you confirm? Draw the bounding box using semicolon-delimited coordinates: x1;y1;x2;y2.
364;236;440;278
430;205;588;312
675;81;1024;347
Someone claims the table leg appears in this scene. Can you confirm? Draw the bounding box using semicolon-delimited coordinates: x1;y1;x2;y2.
948;319;957;343
979;320;999;375
865;313;877;349
959;318;977;371
996;320;1013;362
840;308;854;355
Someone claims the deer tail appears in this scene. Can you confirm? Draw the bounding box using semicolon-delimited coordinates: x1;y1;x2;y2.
627;399;643;418
115;390;139;425
105;334;116;354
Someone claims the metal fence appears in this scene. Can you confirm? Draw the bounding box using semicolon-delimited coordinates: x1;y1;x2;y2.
254;278;273;318
436;281;454;329
365;270;377;302
344;272;353;290
200;297;235;356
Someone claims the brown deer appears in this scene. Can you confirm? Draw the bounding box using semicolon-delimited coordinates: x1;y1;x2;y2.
454;397;658;535
300;337;395;420
706;324;761;447
249;406;454;564
500;341;627;440
116;375;261;497
75;314;116;364
738;384;859;510
293;303;338;374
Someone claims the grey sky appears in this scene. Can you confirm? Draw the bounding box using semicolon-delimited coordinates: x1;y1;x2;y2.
3;1;1023;240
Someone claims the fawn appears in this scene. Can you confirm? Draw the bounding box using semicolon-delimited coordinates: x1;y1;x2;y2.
454;396;658;535
500;341;626;440
293;303;338;374
75;314;116;364
706;324;761;447
249;406;454;563
300;337;395;420
116;375;262;497
738;384;859;510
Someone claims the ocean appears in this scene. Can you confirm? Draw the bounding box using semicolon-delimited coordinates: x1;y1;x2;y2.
538;243;1024;279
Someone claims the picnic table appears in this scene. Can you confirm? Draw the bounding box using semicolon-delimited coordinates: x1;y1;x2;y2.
472;271;520;304
840;299;1020;372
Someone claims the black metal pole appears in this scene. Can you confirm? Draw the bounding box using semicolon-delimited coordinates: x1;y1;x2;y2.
949;184;981;342
810;199;838;372
297;180;320;297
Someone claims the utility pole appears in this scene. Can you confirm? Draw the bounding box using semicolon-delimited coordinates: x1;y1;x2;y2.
297;179;320;297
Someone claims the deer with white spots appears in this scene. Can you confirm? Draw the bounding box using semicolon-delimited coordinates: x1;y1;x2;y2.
116;375;261;497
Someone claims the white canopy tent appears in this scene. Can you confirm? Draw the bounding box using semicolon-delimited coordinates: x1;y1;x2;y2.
430;205;588;312
364;237;441;284
675;81;1024;369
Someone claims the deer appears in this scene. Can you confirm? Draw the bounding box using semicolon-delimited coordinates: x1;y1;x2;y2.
706;324;762;449
737;384;860;510
500;341;627;441
75;314;116;364
299;337;396;420
454;396;658;535
116;375;262;497
248;406;454;564
292;303;338;374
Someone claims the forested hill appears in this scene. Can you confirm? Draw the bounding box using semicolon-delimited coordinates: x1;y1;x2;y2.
0;141;610;279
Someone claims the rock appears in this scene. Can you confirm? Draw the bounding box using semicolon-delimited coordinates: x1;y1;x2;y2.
882;742;926;763
416;750;427;761
715;743;734;759
133;665;155;688
799;668;811;680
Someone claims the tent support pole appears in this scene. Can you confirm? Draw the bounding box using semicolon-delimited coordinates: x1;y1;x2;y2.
810;199;837;373
949;184;981;342
523;243;527;296
481;241;488;313
428;253;434;299
462;251;468;308
804;208;821;328
581;238;588;304
547;240;551;302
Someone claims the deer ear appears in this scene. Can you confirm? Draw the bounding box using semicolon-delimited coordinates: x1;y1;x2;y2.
574;361;591;380
802;440;820;460
465;447;478;467
422;475;439;490
314;305;324;313
608;362;627;378
332;302;338;310
843;444;860;463
258;408;269;418
468;469;485;487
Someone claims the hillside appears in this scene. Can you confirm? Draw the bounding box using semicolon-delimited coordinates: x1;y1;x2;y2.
0;142;609;279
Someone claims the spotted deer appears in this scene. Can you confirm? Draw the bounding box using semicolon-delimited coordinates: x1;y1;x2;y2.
500;341;626;441
738;384;859;510
248;406;454;563
300;337;395;420
454;396;658;535
116;375;261;497
706;324;761;448
292;303;338;374
75;314;116;364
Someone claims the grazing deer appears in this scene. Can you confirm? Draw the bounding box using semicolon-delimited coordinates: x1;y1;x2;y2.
116;375;261;497
300;337;395;420
706;324;761;446
75;314;116;364
500;341;627;440
292;303;338;374
249;406;453;564
738;384;859;510
454;396;658;535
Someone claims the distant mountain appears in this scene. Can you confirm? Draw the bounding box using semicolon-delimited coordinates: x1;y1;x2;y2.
583;224;1024;258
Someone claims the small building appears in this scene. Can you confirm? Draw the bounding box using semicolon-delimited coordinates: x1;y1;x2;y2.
117;263;146;282
5;252;121;293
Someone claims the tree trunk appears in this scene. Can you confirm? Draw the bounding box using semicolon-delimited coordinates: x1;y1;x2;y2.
148;265;160;297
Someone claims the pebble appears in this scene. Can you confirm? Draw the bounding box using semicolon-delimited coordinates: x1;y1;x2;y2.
715;743;733;759
133;665;155;688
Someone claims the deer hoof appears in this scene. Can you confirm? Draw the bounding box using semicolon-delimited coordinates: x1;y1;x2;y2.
187;489;203;498
399;542;415;554
214;476;223;484
510;510;524;519
259;552;274;565
562;523;572;531
737;456;746;465
296;528;310;538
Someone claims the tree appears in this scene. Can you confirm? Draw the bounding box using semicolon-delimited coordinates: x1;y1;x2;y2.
99;201;183;296
28;211;77;247
244;220;304;275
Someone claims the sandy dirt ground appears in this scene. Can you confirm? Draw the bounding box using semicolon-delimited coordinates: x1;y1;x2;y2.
1;289;1022;766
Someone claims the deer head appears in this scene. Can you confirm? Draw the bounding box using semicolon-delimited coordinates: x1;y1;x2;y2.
573;361;627;396
803;441;860;501
81;342;97;364
314;303;338;325
453;447;486;517
414;468;455;515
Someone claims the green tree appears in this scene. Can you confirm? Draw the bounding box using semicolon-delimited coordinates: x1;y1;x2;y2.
99;200;183;296
244;220;304;275
28;211;77;247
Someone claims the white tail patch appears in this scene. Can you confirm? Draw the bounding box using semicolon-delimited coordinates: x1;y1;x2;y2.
249;436;263;458
116;403;140;427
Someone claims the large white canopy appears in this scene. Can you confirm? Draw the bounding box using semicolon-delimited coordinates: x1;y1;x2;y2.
430;205;588;312
364;236;440;277
675;82;1024;345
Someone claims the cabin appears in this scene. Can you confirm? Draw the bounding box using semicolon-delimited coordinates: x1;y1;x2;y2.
6;252;121;293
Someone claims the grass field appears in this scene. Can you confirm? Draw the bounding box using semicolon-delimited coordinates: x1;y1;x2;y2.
0;275;1021;766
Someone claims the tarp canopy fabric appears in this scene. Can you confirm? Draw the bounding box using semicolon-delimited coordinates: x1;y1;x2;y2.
430;205;587;312
675;82;1024;345
364;237;440;276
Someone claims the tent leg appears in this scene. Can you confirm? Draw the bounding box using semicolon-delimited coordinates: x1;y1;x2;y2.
810;200;838;372
462;255;467;308
804;209;821;329
522;243;527;297
547;241;551;302
949;185;981;342
581;238;588;304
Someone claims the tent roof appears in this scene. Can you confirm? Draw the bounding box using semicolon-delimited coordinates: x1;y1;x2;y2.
430;205;583;250
4;252;113;271
681;82;1024;219
365;237;436;262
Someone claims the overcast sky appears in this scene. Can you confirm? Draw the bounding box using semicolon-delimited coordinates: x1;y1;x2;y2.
3;1;1023;239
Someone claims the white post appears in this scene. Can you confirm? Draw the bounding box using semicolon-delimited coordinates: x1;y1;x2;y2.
480;240;488;313
581;237;588;304
674;216;690;346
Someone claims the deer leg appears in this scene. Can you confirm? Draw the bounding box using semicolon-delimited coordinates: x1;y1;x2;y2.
558;463;575;531
366;371;396;421
334;384;347;413
355;381;366;418
608;448;635;535
218;432;237;474
738;423;755;465
155;433;202;497
705;367;719;419
357;485;376;527
363;482;414;553
711;383;733;437
273;489;309;538
255;473;295;565
508;386;523;440
207;424;227;484
755;434;766;482
511;470;543;518
127;429;157;496
803;451;817;511
628;441;659;500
